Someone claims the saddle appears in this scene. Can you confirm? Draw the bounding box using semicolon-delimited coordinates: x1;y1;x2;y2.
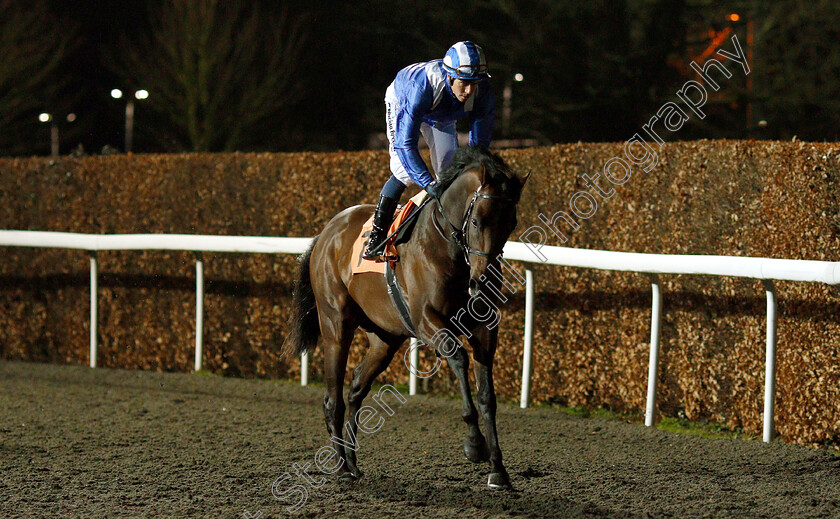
351;191;427;275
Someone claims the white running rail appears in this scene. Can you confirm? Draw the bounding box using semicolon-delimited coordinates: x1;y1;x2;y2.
501;241;840;443
0;231;311;375
3;230;839;443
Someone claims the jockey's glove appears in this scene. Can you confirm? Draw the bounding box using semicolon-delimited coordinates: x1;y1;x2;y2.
425;181;443;200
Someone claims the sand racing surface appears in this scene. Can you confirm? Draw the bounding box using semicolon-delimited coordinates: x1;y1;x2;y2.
2;360;840;518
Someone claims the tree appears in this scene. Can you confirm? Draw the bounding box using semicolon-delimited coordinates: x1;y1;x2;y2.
0;0;77;155
339;0;689;145
750;0;840;140
110;1;308;152
469;0;689;143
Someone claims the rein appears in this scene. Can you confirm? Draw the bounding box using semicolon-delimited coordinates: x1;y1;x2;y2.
432;185;517;267
375;176;519;268
382;184;515;340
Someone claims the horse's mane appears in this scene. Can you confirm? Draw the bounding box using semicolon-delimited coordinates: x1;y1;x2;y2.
436;146;521;200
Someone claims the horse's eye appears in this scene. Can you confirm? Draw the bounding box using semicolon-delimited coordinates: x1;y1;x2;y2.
471;218;478;227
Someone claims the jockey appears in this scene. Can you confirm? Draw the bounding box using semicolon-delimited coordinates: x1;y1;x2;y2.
363;41;495;260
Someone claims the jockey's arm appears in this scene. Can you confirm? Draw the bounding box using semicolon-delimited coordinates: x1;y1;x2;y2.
468;83;496;148
393;88;436;189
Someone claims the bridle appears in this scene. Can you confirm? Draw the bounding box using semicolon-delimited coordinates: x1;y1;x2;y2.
431;184;518;267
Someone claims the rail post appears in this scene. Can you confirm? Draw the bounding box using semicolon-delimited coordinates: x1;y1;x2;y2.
89;253;98;368
301;351;309;386
763;279;777;443
645;275;662;426
520;269;535;408
195;254;204;372
409;337;419;395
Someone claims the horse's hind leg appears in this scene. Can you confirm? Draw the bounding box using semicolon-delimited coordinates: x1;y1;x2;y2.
344;332;404;478
321;311;357;480
445;346;489;463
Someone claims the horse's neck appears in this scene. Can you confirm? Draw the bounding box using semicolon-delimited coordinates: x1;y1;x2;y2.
415;193;465;268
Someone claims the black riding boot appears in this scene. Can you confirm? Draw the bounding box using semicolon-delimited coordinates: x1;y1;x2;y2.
363;194;399;260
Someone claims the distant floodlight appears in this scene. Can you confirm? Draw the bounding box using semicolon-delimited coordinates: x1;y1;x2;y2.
66;113;77;123
728;13;740;22
514;73;524;82
38;113;52;123
111;88;123;99
135;89;149;100
758;120;768;128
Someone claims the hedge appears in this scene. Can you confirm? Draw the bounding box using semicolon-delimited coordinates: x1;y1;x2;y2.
1;141;838;447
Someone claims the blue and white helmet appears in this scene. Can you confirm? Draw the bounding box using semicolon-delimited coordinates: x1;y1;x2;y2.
442;41;490;81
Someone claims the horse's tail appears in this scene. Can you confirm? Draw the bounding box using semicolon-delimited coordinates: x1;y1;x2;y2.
282;236;321;360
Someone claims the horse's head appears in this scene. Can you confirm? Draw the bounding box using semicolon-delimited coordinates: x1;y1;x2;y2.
436;147;530;297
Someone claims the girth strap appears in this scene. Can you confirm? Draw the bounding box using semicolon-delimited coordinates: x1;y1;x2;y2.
384;261;417;337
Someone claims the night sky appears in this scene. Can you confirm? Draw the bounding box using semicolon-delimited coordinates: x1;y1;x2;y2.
11;1;840;156
29;1;377;154
41;1;150;153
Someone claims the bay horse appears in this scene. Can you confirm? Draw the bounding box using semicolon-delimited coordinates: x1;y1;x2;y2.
283;146;528;489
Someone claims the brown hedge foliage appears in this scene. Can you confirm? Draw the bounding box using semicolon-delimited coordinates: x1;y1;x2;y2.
1;142;839;447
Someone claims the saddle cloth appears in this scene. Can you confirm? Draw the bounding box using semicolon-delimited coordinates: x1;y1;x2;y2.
351;191;427;275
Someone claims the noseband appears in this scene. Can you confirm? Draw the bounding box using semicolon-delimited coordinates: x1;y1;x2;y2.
432;184;517;267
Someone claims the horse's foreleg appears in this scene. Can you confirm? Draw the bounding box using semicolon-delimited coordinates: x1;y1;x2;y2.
344;332;403;478
445;347;489;463
416;307;489;463
470;329;511;490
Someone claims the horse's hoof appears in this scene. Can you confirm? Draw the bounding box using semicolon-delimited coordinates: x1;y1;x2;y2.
464;438;490;463
344;458;364;479
338;471;357;482
487;471;511;490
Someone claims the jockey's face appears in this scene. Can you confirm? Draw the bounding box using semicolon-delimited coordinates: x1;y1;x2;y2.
450;78;478;102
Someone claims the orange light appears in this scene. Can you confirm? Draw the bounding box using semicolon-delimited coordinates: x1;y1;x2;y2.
728;13;740;22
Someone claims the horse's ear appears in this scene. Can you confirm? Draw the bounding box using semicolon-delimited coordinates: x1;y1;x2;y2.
518;169;532;187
